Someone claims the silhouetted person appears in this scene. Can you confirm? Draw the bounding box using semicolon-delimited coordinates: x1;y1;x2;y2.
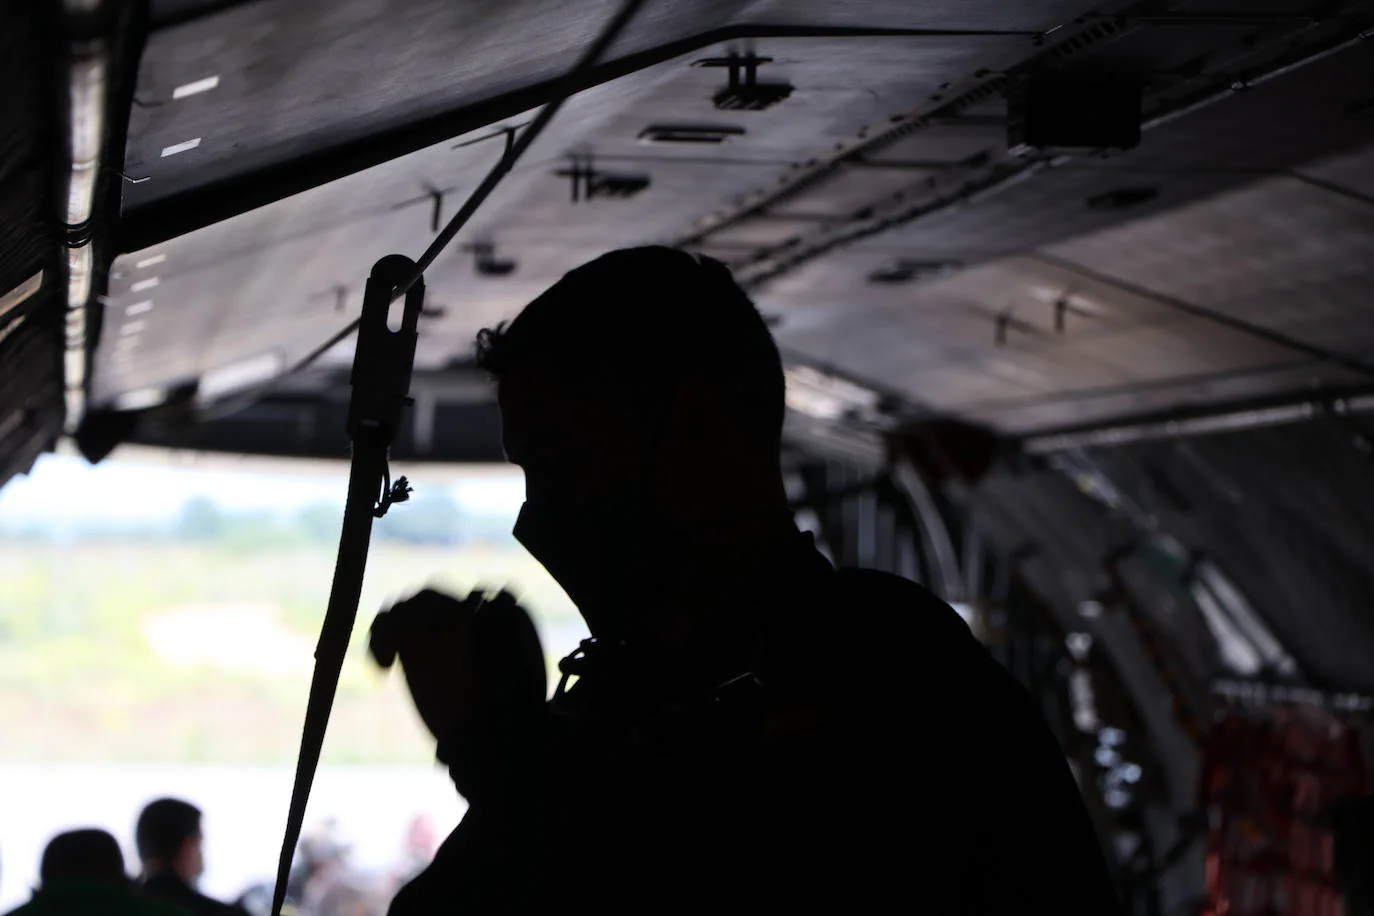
1334;797;1374;916
136;799;247;916
384;247;1121;913
3;829;186;916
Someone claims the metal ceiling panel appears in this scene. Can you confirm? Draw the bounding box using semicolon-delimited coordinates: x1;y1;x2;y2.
1046;171;1374;359
97;30;1037;405
122;0;1066;217
689;10;1374;289
100;1;1374;445
764;250;1325;430
123;0;749;206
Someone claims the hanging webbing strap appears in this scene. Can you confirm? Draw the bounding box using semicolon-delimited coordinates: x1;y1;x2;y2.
266;8;649;913
270;255;424;916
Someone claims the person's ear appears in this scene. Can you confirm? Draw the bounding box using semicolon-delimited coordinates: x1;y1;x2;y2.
177;834;204;878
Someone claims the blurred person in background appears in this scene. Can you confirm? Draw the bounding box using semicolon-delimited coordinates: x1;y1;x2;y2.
291;821;386;916
3;828;186;916
136;798;247;916
286;819;350;915
389;816;437;891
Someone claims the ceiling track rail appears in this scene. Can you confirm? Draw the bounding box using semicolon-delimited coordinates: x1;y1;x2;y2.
1020;386;1374;453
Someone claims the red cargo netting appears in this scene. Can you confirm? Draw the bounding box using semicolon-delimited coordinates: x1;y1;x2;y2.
1202;685;1372;916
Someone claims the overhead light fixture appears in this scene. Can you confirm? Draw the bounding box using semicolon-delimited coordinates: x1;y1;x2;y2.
172;75;219;99
125;300;154;317
195;351;285;403
121;319;147;336
130;277;160;292
135;253;167;269
160;137;201;158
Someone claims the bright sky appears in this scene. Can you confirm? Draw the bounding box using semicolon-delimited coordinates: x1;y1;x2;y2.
0;452;525;526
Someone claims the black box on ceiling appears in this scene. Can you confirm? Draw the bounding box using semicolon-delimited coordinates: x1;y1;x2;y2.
1007;74;1141;155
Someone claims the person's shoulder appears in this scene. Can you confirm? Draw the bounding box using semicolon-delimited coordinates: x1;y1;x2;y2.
831;567;977;646
141;893;196;916
143;882;234;916
802;566;993;700
192;891;247;916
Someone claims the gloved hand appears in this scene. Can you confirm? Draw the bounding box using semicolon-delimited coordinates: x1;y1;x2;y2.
370;588;482;740
371;588;548;799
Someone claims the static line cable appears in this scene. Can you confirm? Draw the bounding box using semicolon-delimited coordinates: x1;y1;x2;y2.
201;0;649;420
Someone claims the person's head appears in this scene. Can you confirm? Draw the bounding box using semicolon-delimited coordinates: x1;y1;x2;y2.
135;798;204;883
40;829;127;887
476;247;791;635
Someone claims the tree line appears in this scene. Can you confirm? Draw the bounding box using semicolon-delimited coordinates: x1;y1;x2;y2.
2;493;517;547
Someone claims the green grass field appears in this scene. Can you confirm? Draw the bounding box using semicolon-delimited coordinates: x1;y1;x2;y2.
0;540;581;764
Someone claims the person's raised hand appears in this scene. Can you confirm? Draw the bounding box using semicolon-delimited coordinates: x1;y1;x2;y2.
371;588;482;742
371;587;547;743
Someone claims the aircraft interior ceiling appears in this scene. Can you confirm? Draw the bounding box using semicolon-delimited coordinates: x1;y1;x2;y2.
4;0;1374;904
